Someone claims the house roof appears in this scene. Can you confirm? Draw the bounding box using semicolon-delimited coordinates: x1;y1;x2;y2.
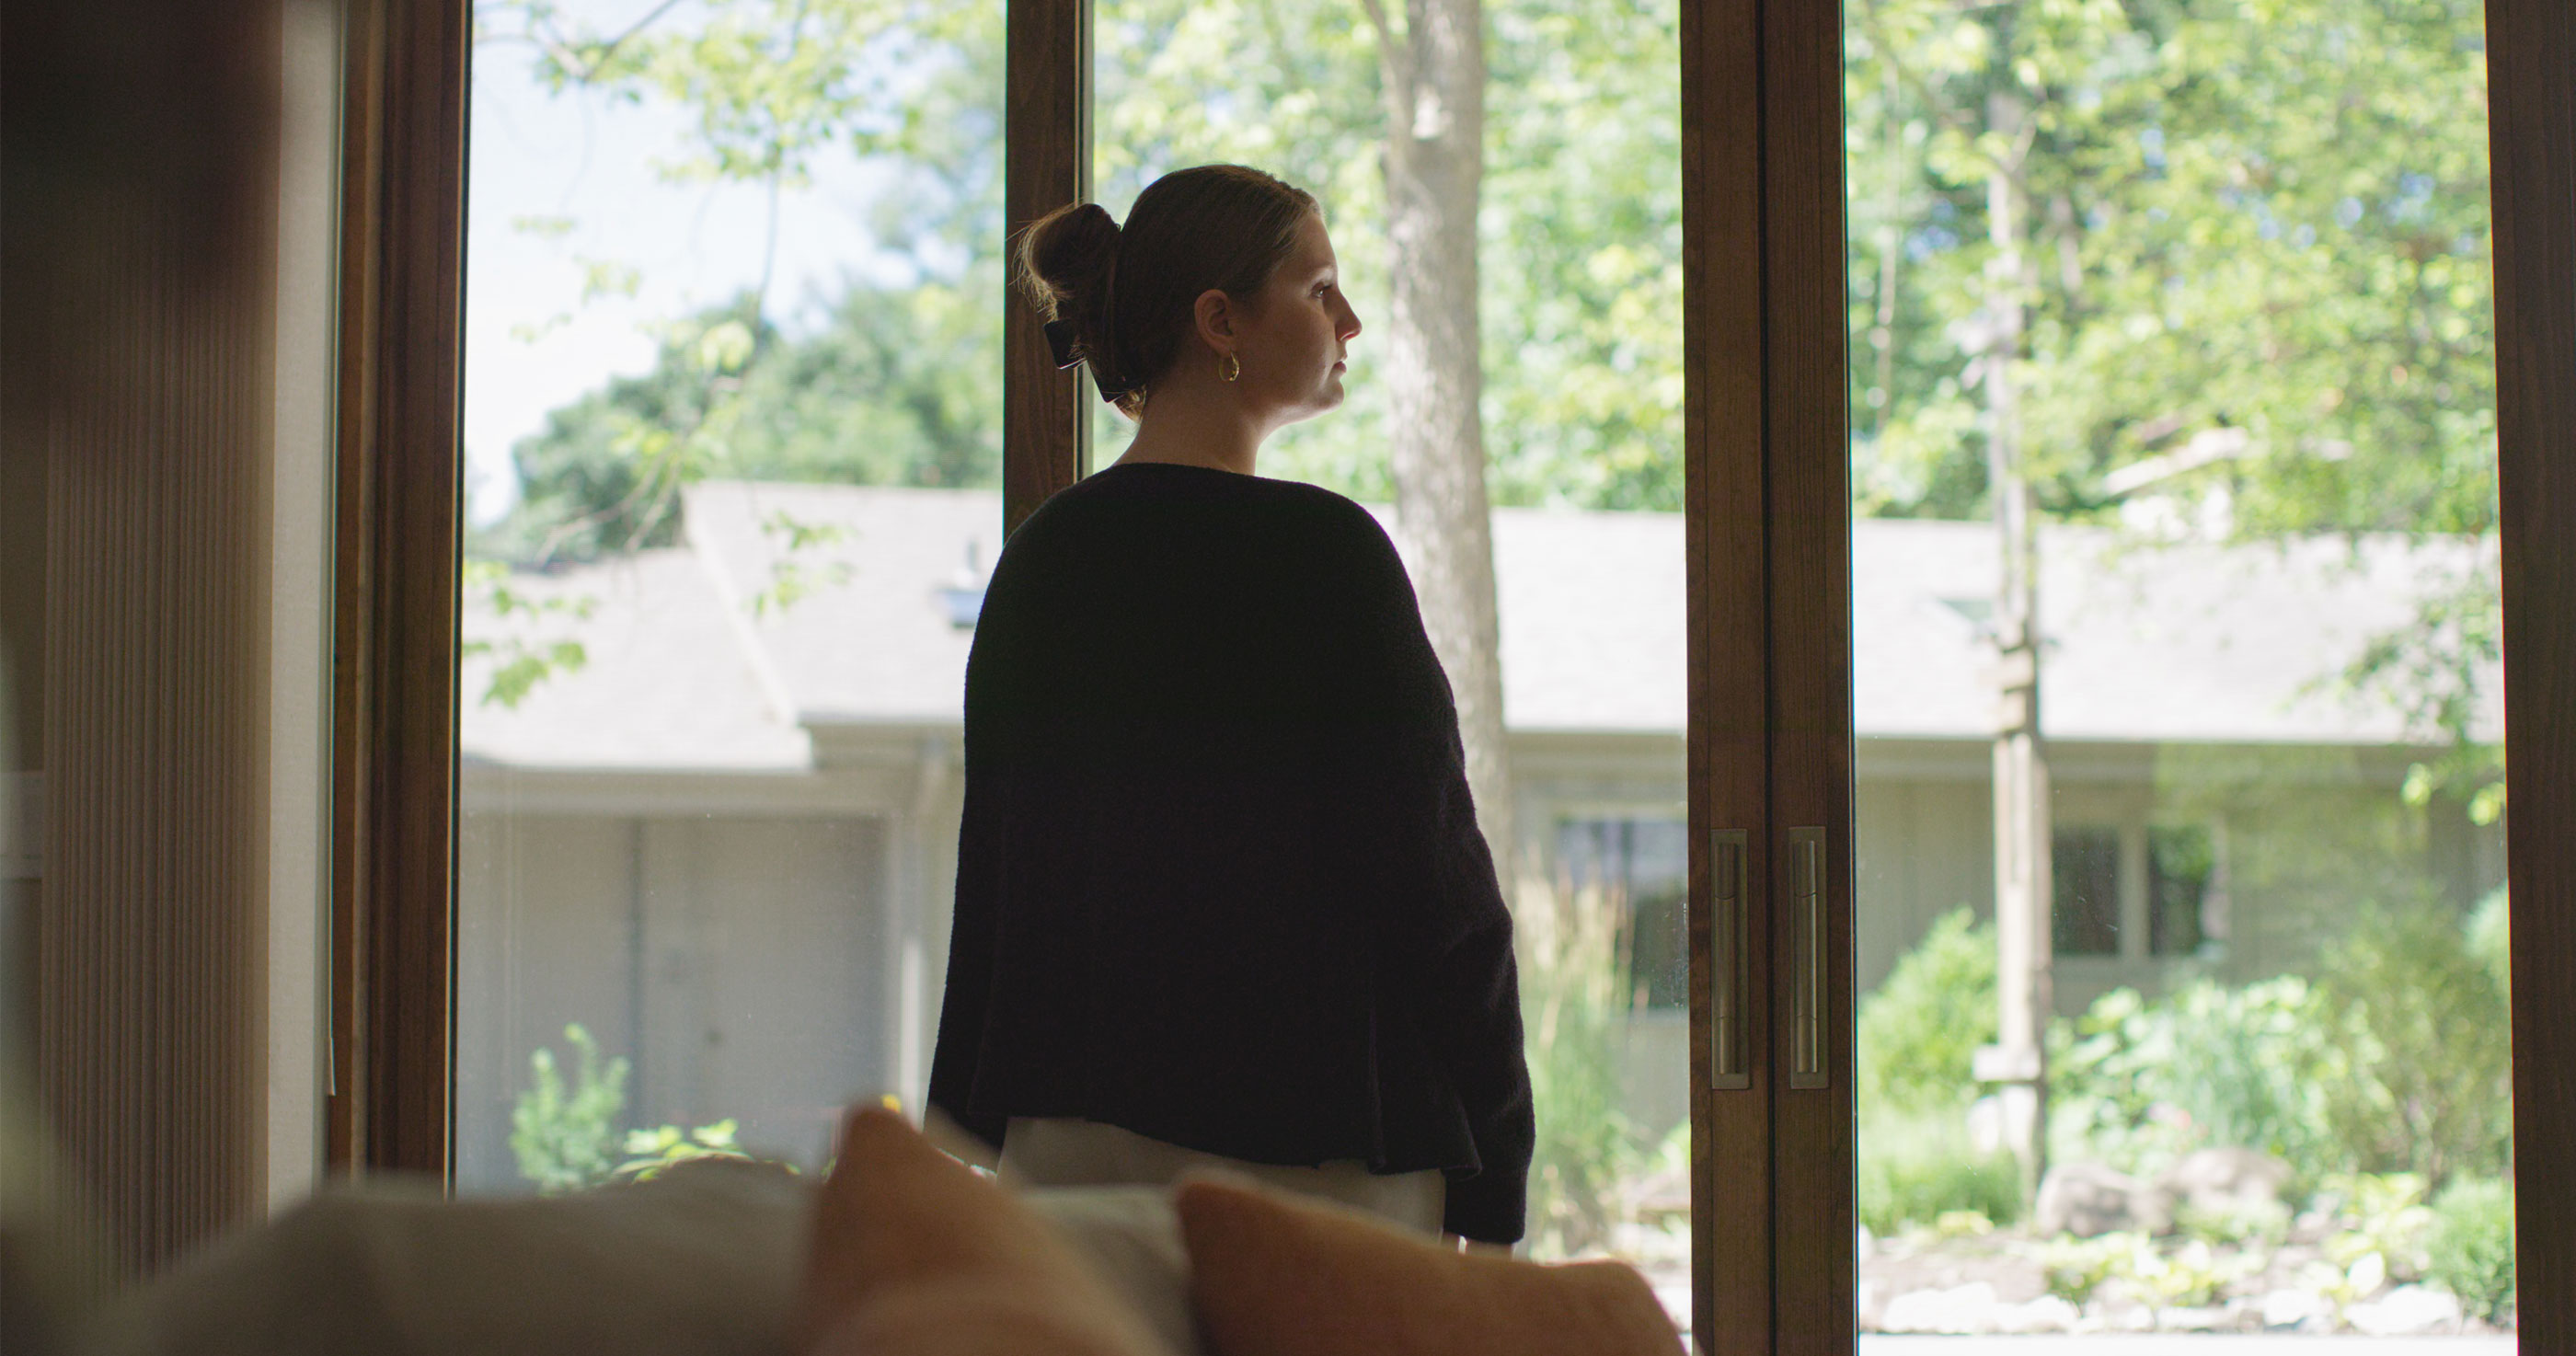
459;542;810;772
459;479;2498;772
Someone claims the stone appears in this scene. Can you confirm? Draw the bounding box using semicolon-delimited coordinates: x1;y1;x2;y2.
1994;1295;2082;1334
2035;1162;2154;1238
2348;1284;2465;1336
1879;1282;2002;1334
2156;1304;2229;1332
2158;1146;2294;1216
2258;1287;2335;1330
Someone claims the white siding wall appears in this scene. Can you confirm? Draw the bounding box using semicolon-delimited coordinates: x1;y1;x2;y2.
456;814;642;1192
455;812;889;1193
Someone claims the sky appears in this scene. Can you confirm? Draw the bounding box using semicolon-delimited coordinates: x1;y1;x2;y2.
462;2;927;524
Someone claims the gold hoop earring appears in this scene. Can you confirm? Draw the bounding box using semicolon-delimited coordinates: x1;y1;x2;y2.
1219;352;1241;383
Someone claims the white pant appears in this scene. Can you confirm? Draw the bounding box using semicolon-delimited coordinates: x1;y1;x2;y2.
999;1117;1448;1237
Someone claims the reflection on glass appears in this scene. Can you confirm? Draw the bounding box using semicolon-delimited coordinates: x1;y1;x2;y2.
455;0;1005;1189
2147;825;2217;959
2052;828;2121;958
1558;818;1692;1012
1095;0;1685;1307
1847;0;2513;1339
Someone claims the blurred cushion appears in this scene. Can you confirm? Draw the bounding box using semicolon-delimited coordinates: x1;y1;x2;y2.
1023;1186;1198;1354
1175;1177;1678;1356
799;1106;1178;1356
77;1125;1196;1356
76;1159;811;1356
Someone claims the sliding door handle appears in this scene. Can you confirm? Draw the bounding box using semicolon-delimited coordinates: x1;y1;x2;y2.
1788;826;1828;1090
1708;829;1750;1090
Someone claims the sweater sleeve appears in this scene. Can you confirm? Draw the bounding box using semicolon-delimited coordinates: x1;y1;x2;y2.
1417;750;1535;1244
928;541;1028;1156
1334;505;1535;1244
926;757;1006;1155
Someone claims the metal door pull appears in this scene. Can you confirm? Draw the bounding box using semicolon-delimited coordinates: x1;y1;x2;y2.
1788;826;1827;1089
1708;828;1750;1090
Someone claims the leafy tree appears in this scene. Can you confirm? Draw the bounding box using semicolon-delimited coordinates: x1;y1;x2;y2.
474;307;754;565
476;278;1002;565
481;0;2502;775
465;0;1005;702
1851;0;2493;519
1478;0;1680;511
1847;0;2499;718
472;0;1004;566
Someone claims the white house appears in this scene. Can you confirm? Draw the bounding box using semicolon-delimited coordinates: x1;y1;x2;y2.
454;480;2503;1192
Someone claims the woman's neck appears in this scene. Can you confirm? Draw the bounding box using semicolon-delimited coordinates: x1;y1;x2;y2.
1110;372;1267;476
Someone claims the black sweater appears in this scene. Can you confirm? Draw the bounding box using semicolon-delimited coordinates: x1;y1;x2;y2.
927;462;1535;1243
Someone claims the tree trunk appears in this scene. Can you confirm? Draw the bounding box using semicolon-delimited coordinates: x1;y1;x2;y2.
1981;91;2052;1204
1370;0;1515;903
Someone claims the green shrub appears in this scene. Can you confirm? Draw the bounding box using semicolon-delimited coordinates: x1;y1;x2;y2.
2314;906;2513;1185
1520;892;1645;1258
1854;912;2023;1234
2320;1171;2435;1281
2049;978;2340;1188
2467;887;2509;1004
2176;1193;2292;1249
2127;1239;2253;1312
1857;1109;2022;1235
2425;1177;2515;1323
1857;909;1995;1119
2038;1233;2132;1308
512;1023;630;1194
617;1119;753;1181
2049;903;2512;1193
512;1023;757;1194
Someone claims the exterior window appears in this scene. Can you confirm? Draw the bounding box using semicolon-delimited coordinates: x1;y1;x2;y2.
2051;826;2121;957
1555;817;1688;1010
2148;824;2215;957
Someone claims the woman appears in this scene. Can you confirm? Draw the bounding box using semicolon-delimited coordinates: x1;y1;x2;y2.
927;164;1533;1247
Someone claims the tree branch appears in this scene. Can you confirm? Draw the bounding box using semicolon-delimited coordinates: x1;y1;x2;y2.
1358;0;1414;146
1856;2;1979;142
559;0;690;84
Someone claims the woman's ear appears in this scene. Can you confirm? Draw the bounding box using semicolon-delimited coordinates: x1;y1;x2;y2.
1192;288;1237;356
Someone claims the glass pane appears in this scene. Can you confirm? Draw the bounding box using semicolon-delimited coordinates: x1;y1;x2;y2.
1846;0;2515;1342
2053;828;2122;958
455;0;1004;1189
1094;0;1686;1316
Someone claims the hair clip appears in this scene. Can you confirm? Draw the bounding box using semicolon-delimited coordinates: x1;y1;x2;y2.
1041;317;1083;370
1043;315;1137;402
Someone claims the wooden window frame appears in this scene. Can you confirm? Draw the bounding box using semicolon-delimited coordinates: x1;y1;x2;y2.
329;0;468;1178
2484;1;2574;1347
339;0;2574;1347
1005;0;1094;531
